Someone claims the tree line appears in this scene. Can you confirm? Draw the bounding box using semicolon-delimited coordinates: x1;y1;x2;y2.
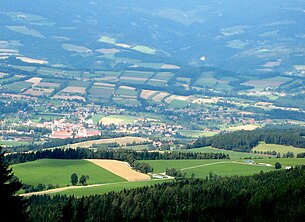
188;125;305;152
26;166;305;221
5;148;229;165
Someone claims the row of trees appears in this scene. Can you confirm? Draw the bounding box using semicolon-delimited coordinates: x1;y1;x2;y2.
71;173;89;186
26;166;305;221
5;148;230;165
188;126;305;152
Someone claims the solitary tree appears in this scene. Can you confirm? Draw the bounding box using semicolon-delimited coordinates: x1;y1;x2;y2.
275;162;282;169
0;148;28;221
71;173;78;186
79;175;87;186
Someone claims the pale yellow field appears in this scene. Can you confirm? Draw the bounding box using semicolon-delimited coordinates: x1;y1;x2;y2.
94;82;115;87
140;90;158;99
227;124;260;131
161;64;181;69
37;82;60;88
96;48;120;54
70;136;149;148
26;77;42;85
0;72;8;78
86;159;151;181
152;92;170;102
165;95;189;103
192;97;220;104
62;86;86;94
120;76;148;81
16;56;48;64
119;85;136;90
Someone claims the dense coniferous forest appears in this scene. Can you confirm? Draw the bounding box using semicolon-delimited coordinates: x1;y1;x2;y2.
27;166;305;222
189;126;305;152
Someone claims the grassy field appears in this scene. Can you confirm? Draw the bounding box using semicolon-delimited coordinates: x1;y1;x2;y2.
141;159;274;178
100;115;139;125
180;147;270;160
13;159;126;187
255;158;305;167
0;140;31;146
253;142;305;155
179;130;217;138
54;179;171;197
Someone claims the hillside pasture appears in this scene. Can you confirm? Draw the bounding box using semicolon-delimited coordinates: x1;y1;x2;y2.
141;159;274;178
13;159;125;187
69;136;149;148
253;142;305;156
62;86;86;94
100;115;139;125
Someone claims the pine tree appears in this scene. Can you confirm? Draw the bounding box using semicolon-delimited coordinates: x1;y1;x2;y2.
0;148;28;221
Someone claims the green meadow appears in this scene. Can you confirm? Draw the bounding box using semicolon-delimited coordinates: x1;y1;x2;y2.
13;159;125;187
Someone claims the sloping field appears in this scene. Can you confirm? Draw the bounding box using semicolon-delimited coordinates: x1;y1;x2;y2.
141;159;274;178
152;92;170;102
13;159;125;187
253;142;305;155
86;159;151;181
227;124;260;131
100;115;138;125
140;90;158;99
69;136;149;148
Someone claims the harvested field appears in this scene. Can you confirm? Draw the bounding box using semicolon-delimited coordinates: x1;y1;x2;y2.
62;86;86;94
0;72;8;78
62;44;92;53
70;136;149;148
94;82;115;87
119;86;136;90
16;56;48;64
96;48;120;54
100;115;138;125
120;76;148;81
152;92;170;102
228;124;260;131
23;88;53;96
37;82;60;88
192;97;220;104
165;95;189;103
115;43;131;48
26;77;42;85
161;64;181;69
140;90;158;99
86;159;151;182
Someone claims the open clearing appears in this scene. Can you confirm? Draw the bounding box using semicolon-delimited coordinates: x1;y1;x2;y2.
13;159;125;187
100;115;138;125
179;130;217;138
152;92;170;102
227;124;260;131
87;159;151;181
140;90;158;99
141;159;274;178
25;77;42;85
69;136;149;148
253;142;305;155
62;86;86;94
16;56;48;64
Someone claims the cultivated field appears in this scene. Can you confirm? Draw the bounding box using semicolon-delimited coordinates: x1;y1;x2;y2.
100;115;139;125
227;124;260;131
69;136;149;148
87;159;151;181
253;142;305;155
13;159;125;187
152;92;170;102
62;86;86;94
141;159;274;178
